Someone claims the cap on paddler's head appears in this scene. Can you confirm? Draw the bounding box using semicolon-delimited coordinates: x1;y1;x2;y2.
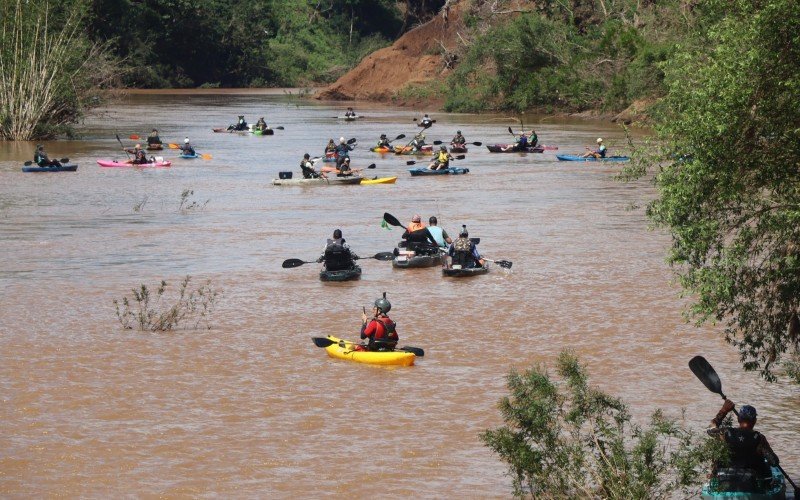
412;214;421;223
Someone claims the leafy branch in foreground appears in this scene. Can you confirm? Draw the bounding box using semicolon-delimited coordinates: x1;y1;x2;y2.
113;276;221;331
627;0;800;381
483;351;724;498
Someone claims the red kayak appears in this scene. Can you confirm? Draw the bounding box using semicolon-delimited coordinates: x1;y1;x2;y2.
97;159;171;168
486;144;558;153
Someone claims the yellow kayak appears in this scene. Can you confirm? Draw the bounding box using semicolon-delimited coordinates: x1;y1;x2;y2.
323;335;415;366
361;176;397;185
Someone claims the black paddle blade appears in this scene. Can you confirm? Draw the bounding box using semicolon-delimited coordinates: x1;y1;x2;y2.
472;141;483;146
275;126;285;130
495;260;513;269
454;155;466;160
383;212;403;228
347;137;357;144
60;157;70;162
432;140;443;145
689;356;724;395
282;258;308;268
394;134;405;141
373;252;395;261
367;164;376;169
508;126;514;135
400;346;425;357
406;160;416;165
312;337;335;348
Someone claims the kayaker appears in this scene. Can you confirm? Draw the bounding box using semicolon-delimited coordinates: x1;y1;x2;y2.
229;115;248;131
124;144;151;165
317;229;358;270
376;134;392;149
502;131;529;152
344;107;356;118
529;130;539;147
34;144;61;168
427;216;452;248
300;153;324;179
707;400;780;488
582;138;607;158
449;226;484;268
334;137;354;170
179;138;195;156
420;114;433;128
428;145;453;170
325;139;336;153
147;129;162;146
409;132;426;152
255;117;268;131
357;294;399;352
407;214;425;233
338;157;353;176
451;130;466;147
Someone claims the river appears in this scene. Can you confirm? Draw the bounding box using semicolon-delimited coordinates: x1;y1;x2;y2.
1;90;797;497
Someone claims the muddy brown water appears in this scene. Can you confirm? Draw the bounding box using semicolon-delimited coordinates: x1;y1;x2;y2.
1;90;797;497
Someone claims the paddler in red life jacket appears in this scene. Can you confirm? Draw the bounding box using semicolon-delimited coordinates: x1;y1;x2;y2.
356;293;398;352
707;400;780;490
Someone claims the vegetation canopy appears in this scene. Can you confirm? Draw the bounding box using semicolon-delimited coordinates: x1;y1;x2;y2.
627;0;800;381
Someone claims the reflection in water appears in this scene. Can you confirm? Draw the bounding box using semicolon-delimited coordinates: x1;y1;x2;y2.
0;93;797;497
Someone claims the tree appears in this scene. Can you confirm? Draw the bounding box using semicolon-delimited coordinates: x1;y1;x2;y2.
482;351;721;498
639;0;800;381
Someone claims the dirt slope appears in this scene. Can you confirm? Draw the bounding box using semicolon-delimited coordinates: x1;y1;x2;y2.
317;3;465;101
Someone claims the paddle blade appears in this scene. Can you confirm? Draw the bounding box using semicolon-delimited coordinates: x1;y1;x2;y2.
200;153;213;160
367;163;376;169
400;346;425;357
275;126;285;130
495;260;513;269
383;212;403;228
507;126;514;135
432;140;443;145
282;258;308;268
24;161;32;166
347;137;357;144
394;134;406;141
129;134;140;140
373;251;395;261
60;157;70;163
312;337;335;348
168;143;180;149
406;160;416;165
454;155;466;160
689;356;724;395
472;141;483;146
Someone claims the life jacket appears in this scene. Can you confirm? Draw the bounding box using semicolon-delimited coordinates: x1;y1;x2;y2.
453;135;465;145
300;161;318;178
428;226;446;247
452;237;475;267
133;150;149;163
34;152;46;166
598;145;607;157
723;429;771;473
324;239;352;271
147;134;161;145
518;135;528;148
366;316;398;351
335;144;351;157
437;151;449;164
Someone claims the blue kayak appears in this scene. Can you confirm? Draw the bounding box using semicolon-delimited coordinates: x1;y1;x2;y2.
179;153;198;159
409;167;469;176
556;154;630;162
22;163;78;172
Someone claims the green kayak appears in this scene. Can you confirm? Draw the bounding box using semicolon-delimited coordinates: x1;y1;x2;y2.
701;467;788;499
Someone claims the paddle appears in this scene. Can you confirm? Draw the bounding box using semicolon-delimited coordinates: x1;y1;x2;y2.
24;161;32;166
432;140;483;147
484;258;513;269
166;144;212;159
689;356;799;495
321;163;377;174
115;133;131;160
282;252;394;268
383;212;406;230
406;154;465;166
311;336;424;357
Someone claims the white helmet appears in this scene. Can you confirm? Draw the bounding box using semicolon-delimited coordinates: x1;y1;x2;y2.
339;137;345;144
184;138;190;144
597;138;603;143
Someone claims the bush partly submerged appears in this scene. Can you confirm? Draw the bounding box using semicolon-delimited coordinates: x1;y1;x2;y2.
483;351;725;498
114;276;221;332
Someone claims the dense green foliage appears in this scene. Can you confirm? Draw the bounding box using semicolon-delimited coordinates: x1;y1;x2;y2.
87;0;407;88
0;0;116;140
442;0;712;113
483;351;724;498
632;0;800;380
